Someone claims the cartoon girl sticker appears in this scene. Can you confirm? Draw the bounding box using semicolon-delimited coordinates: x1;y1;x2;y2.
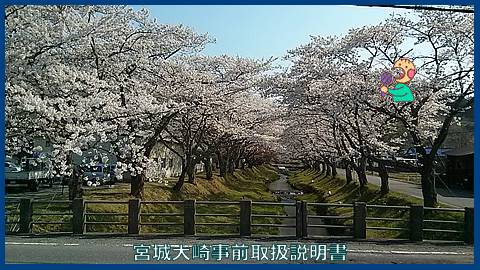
379;58;416;102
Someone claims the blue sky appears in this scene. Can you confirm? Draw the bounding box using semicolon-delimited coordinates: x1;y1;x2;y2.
136;5;409;64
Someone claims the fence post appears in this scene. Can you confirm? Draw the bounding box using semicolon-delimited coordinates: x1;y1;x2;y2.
409;205;424;241
184;200;196;236
464;207;474;244
128;199;141;235
19;198;33;234
240;200;252;237
353;202;366;239
302;201;308;237
72;198;85;235
296;201;303;238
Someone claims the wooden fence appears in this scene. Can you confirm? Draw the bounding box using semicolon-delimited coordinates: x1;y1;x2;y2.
5;198;474;244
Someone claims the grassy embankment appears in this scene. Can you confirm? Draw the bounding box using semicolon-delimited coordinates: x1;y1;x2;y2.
287;169;465;241
7;165;284;235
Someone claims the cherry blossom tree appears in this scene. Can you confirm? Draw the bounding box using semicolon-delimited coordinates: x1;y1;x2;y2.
348;10;474;206
156;56;280;190
6;5;210;198
6;5;283;198
278;9;473;206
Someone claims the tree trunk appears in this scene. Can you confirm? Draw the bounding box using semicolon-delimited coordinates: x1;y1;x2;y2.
331;159;337;177
204;157;213;180
130;173;145;198
368;160;375;174
378;160;389;194
325;161;331;176
184;153;195;184
187;158;195;184
67;153;81;200
68;165;83;200
356;157;368;190
314;161;321;172
235;157;241;169
173;161;187;191
320;162;326;175
420;156;438;207
356;168;368;190
418;103;462;206
132;112;178;198
218;152;227;177
227;154;235;174
345;163;353;184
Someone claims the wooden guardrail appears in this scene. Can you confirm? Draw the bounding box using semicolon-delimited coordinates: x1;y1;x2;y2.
4;198;474;244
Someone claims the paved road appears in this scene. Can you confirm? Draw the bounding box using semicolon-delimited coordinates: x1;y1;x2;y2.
336;169;474;208
5;235;473;264
6;182;120;201
6;182;69;201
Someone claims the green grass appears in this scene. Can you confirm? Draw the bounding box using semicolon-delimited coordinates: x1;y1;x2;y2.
287;169;465;241
367;171;422;185
6;165;283;236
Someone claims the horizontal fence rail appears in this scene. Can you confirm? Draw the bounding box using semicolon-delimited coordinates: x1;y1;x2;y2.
83;200;129;234
138;200;184;235
306;202;354;238
4;198;474;244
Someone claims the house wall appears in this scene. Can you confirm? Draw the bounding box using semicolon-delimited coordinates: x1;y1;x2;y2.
13;138;205;182
443;107;474;149
148;142;184;179
23;138;117;167
147;142;205;181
